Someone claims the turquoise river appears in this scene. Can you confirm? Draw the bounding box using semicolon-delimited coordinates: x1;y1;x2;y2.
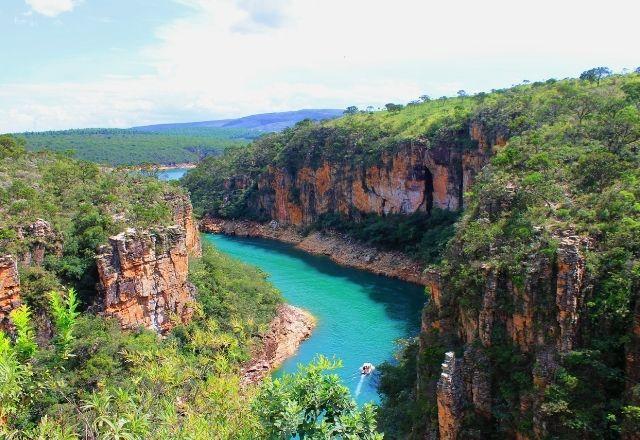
204;234;426;405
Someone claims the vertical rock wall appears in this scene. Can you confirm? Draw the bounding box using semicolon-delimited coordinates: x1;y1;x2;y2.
421;233;591;438
0;255;21;332
96;227;194;333
234;123;501;226
166;193;202;257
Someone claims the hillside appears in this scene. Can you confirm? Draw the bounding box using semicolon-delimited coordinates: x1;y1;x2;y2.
183;72;640;438
13;109;344;167
18;127;258;166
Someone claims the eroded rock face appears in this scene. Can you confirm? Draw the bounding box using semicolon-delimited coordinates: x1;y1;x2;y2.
437;352;464;440
17;218;61;266
165;193;202;257
422;233;592;438
226;124;500;227
96;227;194;333
0;255;21;332
241;304;315;385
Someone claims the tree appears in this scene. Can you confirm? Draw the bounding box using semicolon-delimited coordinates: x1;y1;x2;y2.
579;67;612;84
255;356;383;439
344;106;359;115
457;90;468;98
635;67;640;74
385;103;404;112
419;94;431;102
622;81;640;106
0;135;26;159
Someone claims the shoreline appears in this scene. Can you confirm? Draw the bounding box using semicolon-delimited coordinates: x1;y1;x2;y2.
241;304;315;385
201;217;429;286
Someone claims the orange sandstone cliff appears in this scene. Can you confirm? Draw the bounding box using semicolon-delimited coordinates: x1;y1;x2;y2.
96;227;194;333
0;255;21;332
419;233;592;439
219;123;502;227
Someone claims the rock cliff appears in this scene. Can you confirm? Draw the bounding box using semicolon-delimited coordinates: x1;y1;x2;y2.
96;227;194;333
166;193;202;257
0;255;21;332
211;122;500;227
16;218;61;266
420;233;592;438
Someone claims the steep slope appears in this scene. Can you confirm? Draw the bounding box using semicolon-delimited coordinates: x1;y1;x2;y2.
184;73;640;438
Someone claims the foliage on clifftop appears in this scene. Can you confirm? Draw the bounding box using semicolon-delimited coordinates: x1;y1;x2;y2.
380;73;640;438
0;135;186;298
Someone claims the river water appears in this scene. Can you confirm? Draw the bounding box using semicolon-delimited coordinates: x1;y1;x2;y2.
204;234;425;404
157;167;190;181
159;167;426;404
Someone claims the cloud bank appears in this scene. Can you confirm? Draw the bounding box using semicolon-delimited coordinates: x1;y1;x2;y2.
3;0;639;132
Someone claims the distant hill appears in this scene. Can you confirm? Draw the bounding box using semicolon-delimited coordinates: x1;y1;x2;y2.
15;109;345;166
132;109;344;133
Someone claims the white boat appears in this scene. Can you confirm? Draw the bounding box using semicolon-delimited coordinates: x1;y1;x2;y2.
360;362;375;375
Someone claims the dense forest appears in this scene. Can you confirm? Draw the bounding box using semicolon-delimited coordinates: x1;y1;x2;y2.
184;70;640;438
0;136;381;439
17;127;259;166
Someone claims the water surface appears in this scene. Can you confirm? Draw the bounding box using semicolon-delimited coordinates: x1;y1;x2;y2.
157;167;190;180
205;234;425;404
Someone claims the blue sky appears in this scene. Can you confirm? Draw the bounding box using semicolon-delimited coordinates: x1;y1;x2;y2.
1;0;639;132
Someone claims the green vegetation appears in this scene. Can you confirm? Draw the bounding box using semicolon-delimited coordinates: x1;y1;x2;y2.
0;135;182;298
374;72;640;438
307;210;458;264
0;242;374;439
0;138;371;438
255;356;382;439
17;127;259;166
183;69;640;438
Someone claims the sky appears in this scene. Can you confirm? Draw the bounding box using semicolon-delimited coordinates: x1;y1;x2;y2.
1;0;639;132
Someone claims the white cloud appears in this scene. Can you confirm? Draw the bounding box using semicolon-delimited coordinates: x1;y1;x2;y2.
3;0;640;131
25;0;81;17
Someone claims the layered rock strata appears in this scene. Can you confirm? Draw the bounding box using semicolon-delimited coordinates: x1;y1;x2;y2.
96;227;194;333
241;304;315;385
218;123;502;227
166;193;202;256
422;233;592;438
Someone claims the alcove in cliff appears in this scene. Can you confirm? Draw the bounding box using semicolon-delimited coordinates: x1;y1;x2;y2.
424;167;434;214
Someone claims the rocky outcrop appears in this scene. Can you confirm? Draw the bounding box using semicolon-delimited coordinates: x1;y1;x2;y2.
241;304;315;385
437;352;464;440
213;124;501;227
17;218;61;266
201;217;430;285
421;232;592;438
96;227;194;333
166;193;201;256
0;255;21;332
